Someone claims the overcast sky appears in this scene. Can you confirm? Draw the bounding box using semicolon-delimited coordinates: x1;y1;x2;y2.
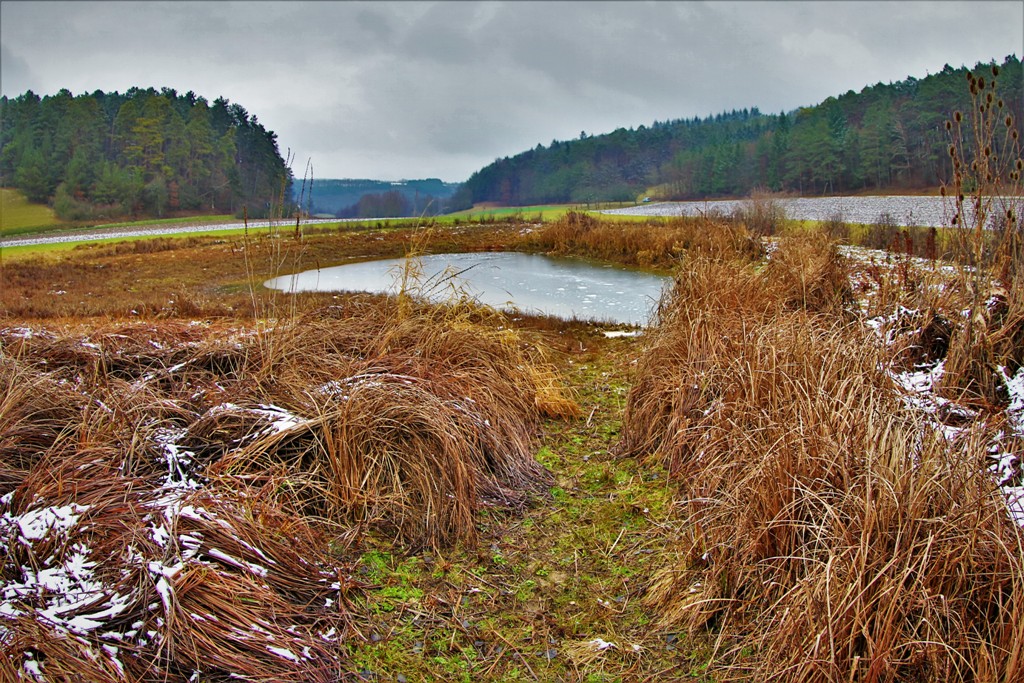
2;1;1022;182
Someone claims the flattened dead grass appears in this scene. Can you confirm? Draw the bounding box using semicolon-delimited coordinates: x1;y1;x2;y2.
1;278;578;678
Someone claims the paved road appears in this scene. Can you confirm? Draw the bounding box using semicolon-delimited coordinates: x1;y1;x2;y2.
0;217;365;249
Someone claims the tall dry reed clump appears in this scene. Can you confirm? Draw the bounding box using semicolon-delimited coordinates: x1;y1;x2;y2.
937;64;1024;408
525;210;761;269
619;234;1024;681
1;292;572;679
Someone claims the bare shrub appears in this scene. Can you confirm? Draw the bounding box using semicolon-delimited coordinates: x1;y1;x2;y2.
822;209;850;241
864;211;902;250
732;189;787;236
939;64;1024;406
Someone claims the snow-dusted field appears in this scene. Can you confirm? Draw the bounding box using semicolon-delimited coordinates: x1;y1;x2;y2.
605;195;961;227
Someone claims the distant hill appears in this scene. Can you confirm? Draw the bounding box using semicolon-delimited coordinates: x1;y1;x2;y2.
452;55;1022;208
297;178;461;217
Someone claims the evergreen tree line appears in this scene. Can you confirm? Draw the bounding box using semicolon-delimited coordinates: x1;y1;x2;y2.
453;56;1022;208
0;87;292;220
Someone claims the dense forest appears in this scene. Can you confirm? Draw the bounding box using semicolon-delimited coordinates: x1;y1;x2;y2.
0;87;292;219
299;178;460;218
453;55;1022;208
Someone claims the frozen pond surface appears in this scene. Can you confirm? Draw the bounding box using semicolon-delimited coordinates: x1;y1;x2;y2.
264;252;670;326
604;195;987;228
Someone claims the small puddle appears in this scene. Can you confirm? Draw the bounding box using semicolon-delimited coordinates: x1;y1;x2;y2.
264;252;669;326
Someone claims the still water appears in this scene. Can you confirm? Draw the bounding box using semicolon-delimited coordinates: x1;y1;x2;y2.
264;252;669;326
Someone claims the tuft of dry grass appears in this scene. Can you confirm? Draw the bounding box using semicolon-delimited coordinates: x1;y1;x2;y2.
0;354;84;493
2;298;562;550
730;188;788;236
621;235;1024;681
766;231;855;315
197;291;560;545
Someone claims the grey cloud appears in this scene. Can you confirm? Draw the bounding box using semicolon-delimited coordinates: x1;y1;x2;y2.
1;1;1021;181
1;44;36;97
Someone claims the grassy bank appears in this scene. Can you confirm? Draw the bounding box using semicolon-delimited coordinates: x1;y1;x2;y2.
0;188;64;236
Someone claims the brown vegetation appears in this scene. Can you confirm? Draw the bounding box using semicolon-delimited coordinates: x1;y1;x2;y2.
524;210;762;269
1;233;582;678
5;203;1024;680
620;231;1024;681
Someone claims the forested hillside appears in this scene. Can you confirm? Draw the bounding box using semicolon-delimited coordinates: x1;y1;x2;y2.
454;56;1022;208
0;87;292;219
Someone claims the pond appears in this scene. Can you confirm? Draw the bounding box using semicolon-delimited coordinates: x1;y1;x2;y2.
263;252;670;326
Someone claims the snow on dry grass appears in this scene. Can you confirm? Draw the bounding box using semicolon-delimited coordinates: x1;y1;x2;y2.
0;294;572;681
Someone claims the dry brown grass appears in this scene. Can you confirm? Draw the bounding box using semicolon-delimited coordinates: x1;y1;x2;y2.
621;236;1024;682
2;296;561;545
766;231;855;315
1;255;581;679
941;271;1024;408
0;352;84;493
2;446;354;682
